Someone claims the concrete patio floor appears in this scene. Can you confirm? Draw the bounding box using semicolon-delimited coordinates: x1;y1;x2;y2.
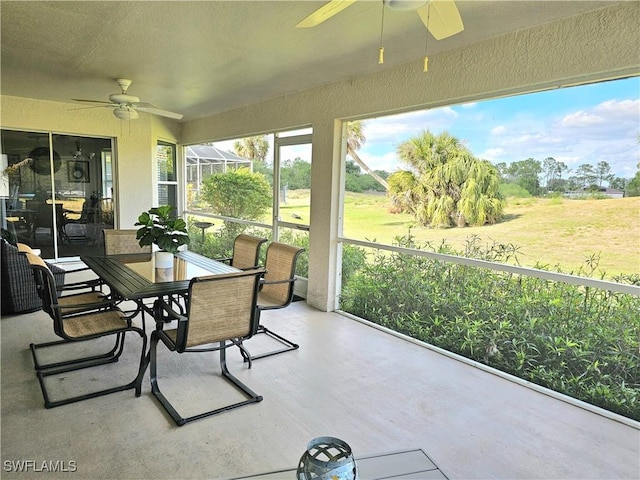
1;300;639;479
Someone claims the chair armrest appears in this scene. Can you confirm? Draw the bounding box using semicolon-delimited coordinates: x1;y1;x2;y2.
213;256;232;265
60;278;104;291
260;277;295;286
154;298;187;323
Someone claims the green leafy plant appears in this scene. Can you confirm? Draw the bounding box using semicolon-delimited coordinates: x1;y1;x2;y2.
340;234;640;420
135;205;190;254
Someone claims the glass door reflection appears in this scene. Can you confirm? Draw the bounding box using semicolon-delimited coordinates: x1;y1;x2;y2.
1;130;114;259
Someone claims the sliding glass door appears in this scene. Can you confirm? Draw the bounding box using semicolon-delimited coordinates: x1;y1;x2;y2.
1;130;114;260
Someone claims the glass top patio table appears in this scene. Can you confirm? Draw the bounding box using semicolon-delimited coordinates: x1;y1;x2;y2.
81;250;239;301
229;448;448;479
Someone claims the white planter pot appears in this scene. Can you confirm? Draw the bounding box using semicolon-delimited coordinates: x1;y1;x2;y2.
155;251;174;269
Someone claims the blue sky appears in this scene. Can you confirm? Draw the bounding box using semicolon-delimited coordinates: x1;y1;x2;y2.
358;76;639;179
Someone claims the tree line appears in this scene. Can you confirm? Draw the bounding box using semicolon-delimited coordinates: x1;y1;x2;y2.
495;157;640;196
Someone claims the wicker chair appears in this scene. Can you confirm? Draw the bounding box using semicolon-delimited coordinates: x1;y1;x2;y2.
241;241;305;362
150;268;265;426
216;234;267;270
26;253;147;408
0;239;65;314
103;229;152;255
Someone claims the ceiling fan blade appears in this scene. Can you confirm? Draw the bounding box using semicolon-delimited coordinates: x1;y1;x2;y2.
135;106;183;120
296;0;358;28
68;105;111;111
417;0;464;40
72;98;113;105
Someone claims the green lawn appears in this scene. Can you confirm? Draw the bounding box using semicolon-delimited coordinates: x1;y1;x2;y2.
191;190;640;279
342;192;640;278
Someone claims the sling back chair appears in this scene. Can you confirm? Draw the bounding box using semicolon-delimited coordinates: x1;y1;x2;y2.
216;234;267;270
18;241;103;289
26;253;147;408
23;251;105;329
103;228;154;328
150;268;265;426
103;229;152;255
241;241;305;363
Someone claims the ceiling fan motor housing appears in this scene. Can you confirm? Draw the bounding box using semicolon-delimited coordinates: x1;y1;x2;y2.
109;93;140;104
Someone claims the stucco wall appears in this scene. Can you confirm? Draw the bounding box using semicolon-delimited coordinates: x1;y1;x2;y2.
181;2;639;311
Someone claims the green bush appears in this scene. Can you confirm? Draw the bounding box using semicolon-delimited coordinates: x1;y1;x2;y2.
340;234;640;420
200;168;272;222
500;182;532;198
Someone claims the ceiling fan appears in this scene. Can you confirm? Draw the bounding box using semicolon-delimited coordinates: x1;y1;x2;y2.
296;0;464;40
72;78;183;120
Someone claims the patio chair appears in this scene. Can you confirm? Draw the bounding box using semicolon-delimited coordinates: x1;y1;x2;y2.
216;234;268;270
31;202;65;244
25;253;147;408
149;268;265;426
1;239;66;314
18;241;103;289
241;241;305;362
25;252;110;343
103;229;152;255
103;228;154;327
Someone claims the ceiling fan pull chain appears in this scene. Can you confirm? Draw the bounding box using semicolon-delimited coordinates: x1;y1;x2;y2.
423;3;431;72
378;1;385;64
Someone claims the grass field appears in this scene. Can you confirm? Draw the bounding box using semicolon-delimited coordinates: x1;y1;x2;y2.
278;191;640;279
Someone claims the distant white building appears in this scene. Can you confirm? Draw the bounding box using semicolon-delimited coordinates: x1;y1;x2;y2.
565;187;624;199
185;145;252;194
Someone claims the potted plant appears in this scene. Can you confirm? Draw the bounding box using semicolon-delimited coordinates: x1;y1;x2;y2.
135;205;190;268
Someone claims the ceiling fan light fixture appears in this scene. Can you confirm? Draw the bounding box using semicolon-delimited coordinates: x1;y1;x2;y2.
113;106;139;120
384;0;428;11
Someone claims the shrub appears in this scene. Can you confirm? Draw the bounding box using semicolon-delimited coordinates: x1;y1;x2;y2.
200;168;271;222
340;234;640;420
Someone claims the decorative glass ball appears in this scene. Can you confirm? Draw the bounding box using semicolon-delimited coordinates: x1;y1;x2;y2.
296;437;358;480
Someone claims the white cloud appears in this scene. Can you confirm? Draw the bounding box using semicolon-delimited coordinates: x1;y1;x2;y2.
480;148;505;160
354;150;402;172
363;107;459;144
558;99;639;134
560;110;602;127
480;97;639;176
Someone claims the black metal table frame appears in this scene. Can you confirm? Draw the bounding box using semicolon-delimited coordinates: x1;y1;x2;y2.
83;250;242;319
81;250;241;374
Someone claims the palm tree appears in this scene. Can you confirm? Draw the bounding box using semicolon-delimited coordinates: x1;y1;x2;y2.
234;136;269;163
346;121;389;190
389;130;504;228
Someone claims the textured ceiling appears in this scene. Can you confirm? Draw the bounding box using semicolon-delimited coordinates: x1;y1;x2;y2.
0;1;617;122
